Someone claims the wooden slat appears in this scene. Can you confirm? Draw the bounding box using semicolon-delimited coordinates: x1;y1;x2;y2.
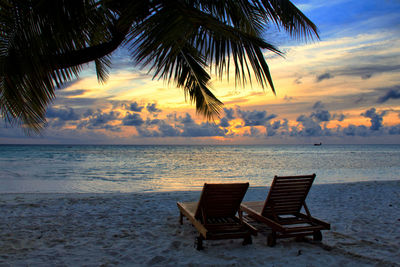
269;195;304;201
177;182;255;243
274;174;315;179
274;180;313;186
240;174;330;243
195;182;249;219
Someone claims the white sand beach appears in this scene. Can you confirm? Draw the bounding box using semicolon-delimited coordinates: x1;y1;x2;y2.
0;180;399;266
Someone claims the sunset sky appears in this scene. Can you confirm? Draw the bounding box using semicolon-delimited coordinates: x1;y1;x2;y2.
1;0;400;144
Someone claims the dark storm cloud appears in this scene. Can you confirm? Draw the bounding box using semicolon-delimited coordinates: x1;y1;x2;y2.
316;73;333;82
122;113;144;126
377;87;400;103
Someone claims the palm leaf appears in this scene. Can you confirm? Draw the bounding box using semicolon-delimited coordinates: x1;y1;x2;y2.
0;0;319;131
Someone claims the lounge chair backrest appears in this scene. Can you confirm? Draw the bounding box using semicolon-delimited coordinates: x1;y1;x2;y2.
195;183;249;222
262;174;315;217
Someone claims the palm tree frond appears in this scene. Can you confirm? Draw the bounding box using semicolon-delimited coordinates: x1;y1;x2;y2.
95;56;112;84
0;0;319;132
260;0;319;40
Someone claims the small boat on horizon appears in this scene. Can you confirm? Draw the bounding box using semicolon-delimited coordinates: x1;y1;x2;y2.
314;142;322;146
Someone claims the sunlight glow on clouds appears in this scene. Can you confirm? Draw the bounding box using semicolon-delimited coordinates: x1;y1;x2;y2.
1;0;400;144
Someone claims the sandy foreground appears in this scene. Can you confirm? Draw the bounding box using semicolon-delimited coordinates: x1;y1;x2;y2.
0;181;399;266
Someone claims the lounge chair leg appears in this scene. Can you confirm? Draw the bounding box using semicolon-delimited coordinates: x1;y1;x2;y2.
179;212;183;225
267;232;276;247
195;236;204;250
242;235;252;246
313;230;322;241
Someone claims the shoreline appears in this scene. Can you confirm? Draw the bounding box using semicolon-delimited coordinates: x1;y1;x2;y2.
0;179;398;195
1;180;399;266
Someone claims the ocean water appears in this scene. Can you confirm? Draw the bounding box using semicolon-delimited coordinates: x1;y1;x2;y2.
0;144;399;193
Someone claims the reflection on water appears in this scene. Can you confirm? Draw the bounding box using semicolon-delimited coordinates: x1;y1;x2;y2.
0;144;399;193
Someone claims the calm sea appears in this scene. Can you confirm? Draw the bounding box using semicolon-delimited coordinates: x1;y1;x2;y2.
0;144;399;193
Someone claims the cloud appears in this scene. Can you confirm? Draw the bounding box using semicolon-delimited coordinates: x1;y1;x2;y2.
146;103;161;113
295;115;324;136
219;118;230;128
158;121;181;137
336;64;400;80
265;119;288;136
333;113;345;121
312;101;325;110
223;108;235;120
237;109;276;126
342;125;369;136
361;108;386;131
78;110;120;131
56;79;81;90
129;102;144;112
244;127;262;137
84;109;94;117
388;125;400;135
47;107;80;121
132;113;227;138
176;113;195;124
122;113;144;126
46;107;81;127
181;122;226;137
294;77;302;84
136;119;181;137
377;87;400;103
316;73;333;82
311;109;331;122
56;89;86;97
219;108;236;128
177;113;226;137
283;95;295;102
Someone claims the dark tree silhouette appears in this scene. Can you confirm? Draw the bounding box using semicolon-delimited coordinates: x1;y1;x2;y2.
0;0;318;132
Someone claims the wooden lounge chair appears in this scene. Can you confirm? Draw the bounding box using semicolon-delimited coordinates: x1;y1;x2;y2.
177;183;256;250
240;174;330;246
